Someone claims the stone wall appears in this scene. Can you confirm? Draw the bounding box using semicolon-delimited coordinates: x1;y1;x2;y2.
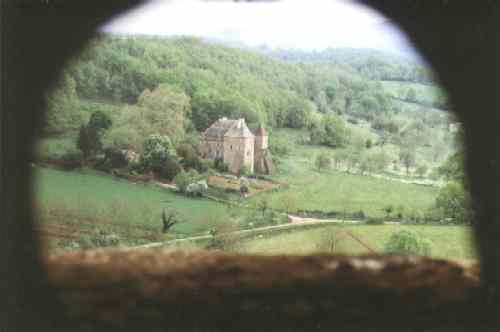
200;139;224;159
255;134;268;150
254;148;273;174
223;136;254;174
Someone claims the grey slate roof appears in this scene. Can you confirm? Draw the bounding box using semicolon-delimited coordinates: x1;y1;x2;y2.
225;122;254;138
202;119;239;139
203;118;254;139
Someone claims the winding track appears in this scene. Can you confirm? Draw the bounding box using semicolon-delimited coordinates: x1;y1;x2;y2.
132;215;372;249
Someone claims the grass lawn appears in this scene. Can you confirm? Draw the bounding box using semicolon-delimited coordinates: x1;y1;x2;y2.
237;224;476;261
380;80;442;106
36;135;77;159
34;167;229;237
35;98;126;160
259;129;438;217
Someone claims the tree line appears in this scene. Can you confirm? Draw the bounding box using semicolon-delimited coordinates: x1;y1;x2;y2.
45;34;431;139
263;47;436;84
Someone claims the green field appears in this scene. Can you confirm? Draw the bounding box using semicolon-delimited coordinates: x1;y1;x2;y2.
237;224;476;261
34;167;229;237
380;80;442;106
260;129;439;217
36;135;77;159
36;99;126;160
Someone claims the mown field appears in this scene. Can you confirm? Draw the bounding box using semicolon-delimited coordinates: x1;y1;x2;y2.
34;167;230;242
237;224;476;261
36;135;77;159
257;128;439;217
380;80;441;106
35;99;123;160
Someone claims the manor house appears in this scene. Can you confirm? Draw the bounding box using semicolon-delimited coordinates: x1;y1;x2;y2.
200;118;273;175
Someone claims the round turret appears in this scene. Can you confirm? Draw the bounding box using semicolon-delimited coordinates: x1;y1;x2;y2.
254;124;268;150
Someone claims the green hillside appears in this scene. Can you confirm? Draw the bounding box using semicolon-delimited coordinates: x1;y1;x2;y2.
35;167;229;239
48;35;449;136
57;35;362;131
237;224;476;261
264;47;434;84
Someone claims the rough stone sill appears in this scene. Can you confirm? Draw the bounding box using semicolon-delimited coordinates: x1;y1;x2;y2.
45;249;483;329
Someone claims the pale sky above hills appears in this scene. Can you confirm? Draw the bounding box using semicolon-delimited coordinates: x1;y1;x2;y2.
102;0;419;58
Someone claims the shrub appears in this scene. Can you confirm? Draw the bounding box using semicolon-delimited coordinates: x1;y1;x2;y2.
214;157;229;173
176;143;197;160
383;205;394;218
404;209;425;224
201;159;215;170
103;147;129;169
180;132;201;152
60;150;83;170
140;134;175;171
77;124;101;160
103;126;142;152
159;157;182;181
88;111;112;131
315;152;331;171
174;169;200;194
396;205;405;219
206;218;241;251
224;187;240;194
415;164;428;178
44;73;83;135
180;154;208;174
186;180;208;197
384;230;432;256
93;156;113;173
77;111;113;161
352;210;366;220
309;114;351;148
240;184;249;195
77;229;120;249
371;115;399;134
435;181;473;224
239;165;252;177
365;217;384;225
270;139;291;157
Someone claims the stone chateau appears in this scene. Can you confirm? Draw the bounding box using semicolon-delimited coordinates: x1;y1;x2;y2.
200;118;273;174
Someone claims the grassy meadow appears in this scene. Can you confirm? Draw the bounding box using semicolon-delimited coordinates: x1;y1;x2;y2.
34;167;230;241
258;128;439;217
380;80;441;105
36;135;77;159
237;224;476;261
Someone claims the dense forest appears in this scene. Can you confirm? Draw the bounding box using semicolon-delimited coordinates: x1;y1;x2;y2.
46;35;448;142
259;47;433;83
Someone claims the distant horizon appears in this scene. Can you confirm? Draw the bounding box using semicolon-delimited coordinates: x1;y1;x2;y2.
101;31;423;63
102;0;423;61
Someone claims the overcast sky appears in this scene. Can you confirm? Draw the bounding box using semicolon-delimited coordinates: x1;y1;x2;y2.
102;0;418;56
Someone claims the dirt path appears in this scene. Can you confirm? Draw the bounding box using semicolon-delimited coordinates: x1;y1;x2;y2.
155;182;177;190
131;215;365;249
